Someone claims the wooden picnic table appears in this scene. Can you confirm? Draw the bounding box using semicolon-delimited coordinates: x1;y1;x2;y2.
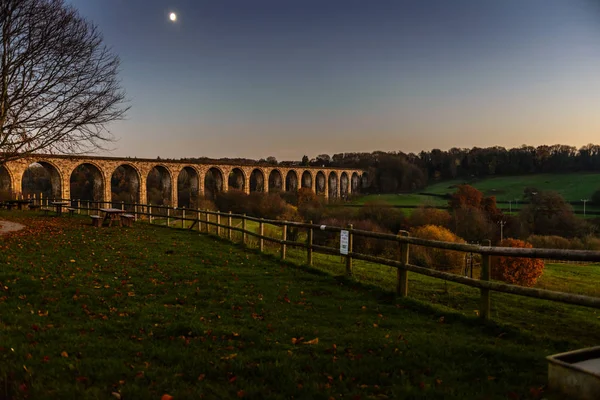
5;199;33;210
50;201;70;216
99;208;126;227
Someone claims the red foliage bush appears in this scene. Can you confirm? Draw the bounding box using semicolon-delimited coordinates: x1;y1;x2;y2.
492;238;545;287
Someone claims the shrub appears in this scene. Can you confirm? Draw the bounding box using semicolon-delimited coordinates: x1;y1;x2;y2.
527;234;600;251
214;190;249;214
196;198;217;211
356;200;404;233
409;225;466;272
313;217;392;256
451;206;496;243
491;238;545;287
247;192;288;220
527;235;571;249
592;188;600;205
407;206;451;229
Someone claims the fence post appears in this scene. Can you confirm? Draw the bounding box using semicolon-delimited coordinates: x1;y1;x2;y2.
307;220;313;266
242;214;247;245
197;209;201;232
281;223;287;260
182;208;185;229
166;207;170;227
259;218;264;252
346;224;353;276
398;231;409;297
77;199;81;214
121;200;124;211
480;240;492;320
228;212;232;240
134;203;138;221
216;212;221;237
149;204;153;224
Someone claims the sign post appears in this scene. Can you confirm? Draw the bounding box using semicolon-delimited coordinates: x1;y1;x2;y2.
340;230;349;255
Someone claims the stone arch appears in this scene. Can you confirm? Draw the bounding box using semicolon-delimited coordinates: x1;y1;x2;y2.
361;172;369;189
351;172;360;194
315;171;326;195
0;164;13;198
21;161;62;199
250;168;265;192
177;166;199;208
268;169;283;193
111;164;141;206
301;170;313;190
340;172;349;199
204;167;224;200
285;170;298;192
146;165;173;206
228;168;245;191
70;162;105;202
328;171;338;199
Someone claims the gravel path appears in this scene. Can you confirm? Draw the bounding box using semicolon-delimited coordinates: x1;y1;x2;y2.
0;220;25;235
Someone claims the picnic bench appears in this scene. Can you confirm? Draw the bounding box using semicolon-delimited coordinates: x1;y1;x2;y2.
90;215;102;227
66;207;77;216
121;214;135;227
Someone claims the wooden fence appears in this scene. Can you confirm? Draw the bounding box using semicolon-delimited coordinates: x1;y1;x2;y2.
25;196;600;320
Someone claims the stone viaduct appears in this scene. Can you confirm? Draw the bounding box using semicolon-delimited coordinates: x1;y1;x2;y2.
0;154;367;206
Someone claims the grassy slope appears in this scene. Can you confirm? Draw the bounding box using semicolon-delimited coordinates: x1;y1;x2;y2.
355;173;600;212
0;212;599;399
425;173;600;203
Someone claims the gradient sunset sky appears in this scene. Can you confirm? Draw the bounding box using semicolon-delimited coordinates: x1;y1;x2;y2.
67;0;600;161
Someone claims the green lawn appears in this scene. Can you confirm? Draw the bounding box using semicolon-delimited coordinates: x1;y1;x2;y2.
353;173;600;215
350;194;446;207
424;173;600;204
1;211;599;399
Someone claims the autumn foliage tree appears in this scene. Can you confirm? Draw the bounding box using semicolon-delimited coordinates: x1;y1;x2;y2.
409;225;466;272
492;238;545;287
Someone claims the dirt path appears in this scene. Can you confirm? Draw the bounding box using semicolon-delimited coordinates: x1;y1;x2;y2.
0;220;25;235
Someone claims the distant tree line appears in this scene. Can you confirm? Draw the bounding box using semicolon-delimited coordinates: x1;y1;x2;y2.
308;144;600;193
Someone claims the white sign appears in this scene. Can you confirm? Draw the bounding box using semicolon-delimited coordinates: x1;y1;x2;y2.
340;230;349;255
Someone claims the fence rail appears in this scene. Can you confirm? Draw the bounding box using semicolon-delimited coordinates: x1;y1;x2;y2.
19;195;600;320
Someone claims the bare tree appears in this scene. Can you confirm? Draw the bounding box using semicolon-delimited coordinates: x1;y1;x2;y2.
0;0;128;163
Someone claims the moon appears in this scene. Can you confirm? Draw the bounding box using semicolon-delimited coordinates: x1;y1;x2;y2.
169;12;177;22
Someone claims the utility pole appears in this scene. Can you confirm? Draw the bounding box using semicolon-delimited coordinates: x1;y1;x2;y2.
497;220;506;242
581;199;589;217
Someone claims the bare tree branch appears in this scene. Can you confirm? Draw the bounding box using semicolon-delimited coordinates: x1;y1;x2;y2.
0;0;128;164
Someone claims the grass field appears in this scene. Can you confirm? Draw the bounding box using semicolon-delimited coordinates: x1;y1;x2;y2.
423;173;600;202
354;173;600;214
1;211;599;399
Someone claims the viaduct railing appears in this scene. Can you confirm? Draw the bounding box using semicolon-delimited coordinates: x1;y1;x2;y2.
26;197;600;320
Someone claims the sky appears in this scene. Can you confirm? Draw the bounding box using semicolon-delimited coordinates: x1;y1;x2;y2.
67;0;600;161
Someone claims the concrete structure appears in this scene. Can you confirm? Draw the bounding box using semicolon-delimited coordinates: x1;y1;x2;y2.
0;154;366;205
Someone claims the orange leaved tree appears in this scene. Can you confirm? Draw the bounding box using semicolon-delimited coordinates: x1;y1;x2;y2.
491;238;545;287
409;225;466;272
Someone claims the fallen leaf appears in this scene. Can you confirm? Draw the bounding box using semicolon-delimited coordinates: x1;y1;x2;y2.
161;395;174;400
303;338;319;345
61;351;69;358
